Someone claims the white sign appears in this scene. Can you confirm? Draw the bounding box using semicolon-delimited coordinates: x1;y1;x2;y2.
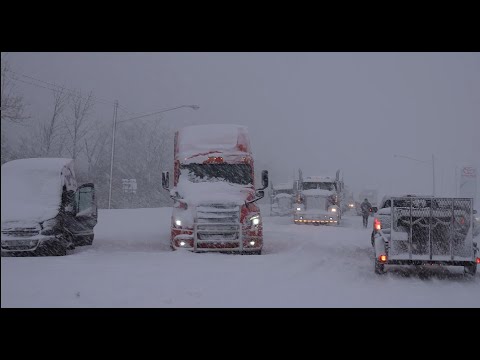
462;166;476;178
459;166;477;200
122;179;137;194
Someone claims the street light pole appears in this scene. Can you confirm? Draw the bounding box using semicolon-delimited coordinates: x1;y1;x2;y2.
108;100;119;209
107;103;199;209
393;153;436;196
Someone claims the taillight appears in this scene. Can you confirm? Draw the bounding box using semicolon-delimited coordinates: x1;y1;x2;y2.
379;255;387;263
476;257;480;264
374;218;381;231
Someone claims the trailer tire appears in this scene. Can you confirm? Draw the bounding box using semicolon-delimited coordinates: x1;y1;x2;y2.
464;263;477;276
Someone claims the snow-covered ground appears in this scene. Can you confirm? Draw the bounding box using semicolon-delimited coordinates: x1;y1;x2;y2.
1;208;478;307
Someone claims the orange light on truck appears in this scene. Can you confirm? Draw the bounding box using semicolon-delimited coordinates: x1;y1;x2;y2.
374;218;381;231
379;255;387;263
205;156;224;164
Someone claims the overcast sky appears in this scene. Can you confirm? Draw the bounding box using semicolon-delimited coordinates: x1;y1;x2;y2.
4;52;480;201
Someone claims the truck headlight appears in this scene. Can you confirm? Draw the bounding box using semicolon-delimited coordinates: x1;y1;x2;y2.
296;207;301;211
328;206;339;213
175;219;182;227
248;215;260;226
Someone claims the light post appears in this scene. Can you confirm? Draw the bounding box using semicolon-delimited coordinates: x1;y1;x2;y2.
108;103;200;209
393;154;436;196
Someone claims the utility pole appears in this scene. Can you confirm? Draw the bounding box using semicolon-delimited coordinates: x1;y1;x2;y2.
108;100;118;209
432;154;435;197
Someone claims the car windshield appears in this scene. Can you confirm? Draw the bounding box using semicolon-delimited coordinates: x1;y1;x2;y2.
303;182;335;191
180;163;253;185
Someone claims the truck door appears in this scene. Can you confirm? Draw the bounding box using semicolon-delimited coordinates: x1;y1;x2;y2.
72;183;97;244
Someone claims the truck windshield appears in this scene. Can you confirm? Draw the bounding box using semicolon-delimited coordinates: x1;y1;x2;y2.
181;164;253;185
303;182;335;191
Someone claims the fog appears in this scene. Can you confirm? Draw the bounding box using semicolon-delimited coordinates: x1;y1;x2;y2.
3;52;479;204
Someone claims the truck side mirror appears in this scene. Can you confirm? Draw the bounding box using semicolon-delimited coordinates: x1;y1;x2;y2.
162;171;170;191
261;170;268;190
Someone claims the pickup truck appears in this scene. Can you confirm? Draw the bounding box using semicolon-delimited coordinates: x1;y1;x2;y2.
371;195;478;276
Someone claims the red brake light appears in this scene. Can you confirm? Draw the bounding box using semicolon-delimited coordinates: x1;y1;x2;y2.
379;255;387;263
374;218;381;231
476;258;480;264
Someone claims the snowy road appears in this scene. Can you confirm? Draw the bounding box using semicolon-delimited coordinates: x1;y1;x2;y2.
2;208;479;307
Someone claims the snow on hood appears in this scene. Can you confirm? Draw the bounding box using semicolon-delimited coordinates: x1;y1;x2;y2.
1;158;74;226
176;177;254;206
302;189;333;197
177;124;251;160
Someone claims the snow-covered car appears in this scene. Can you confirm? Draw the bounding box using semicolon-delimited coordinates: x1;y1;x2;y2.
1;158;97;256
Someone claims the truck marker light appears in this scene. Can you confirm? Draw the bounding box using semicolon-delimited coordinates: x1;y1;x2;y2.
379;255;387;263
374;218;381;231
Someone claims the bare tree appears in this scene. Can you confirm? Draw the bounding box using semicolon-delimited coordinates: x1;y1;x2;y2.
1;58;29;124
40;86;69;156
84;124;110;179
63;91;94;160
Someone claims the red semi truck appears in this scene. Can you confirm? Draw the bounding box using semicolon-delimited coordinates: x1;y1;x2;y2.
162;124;268;254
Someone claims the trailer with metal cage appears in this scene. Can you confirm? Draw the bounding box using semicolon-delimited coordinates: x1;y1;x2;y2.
371;196;479;276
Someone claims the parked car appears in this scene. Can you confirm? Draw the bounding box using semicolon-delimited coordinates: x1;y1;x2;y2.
1;158;97;256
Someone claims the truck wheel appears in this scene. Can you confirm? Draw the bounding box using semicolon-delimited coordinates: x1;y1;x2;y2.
374;258;386;275
464;263;477;276
74;234;94;246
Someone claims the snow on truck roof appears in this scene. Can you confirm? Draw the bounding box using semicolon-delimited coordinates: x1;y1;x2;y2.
176;124;251;160
1;158;76;225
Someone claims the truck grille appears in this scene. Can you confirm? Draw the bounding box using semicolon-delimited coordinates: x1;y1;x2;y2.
194;203;241;250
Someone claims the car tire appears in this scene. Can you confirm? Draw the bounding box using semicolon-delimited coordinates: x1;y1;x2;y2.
74;234;94;246
464;263;477;276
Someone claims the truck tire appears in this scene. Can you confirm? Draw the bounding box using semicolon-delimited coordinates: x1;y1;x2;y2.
374;258;386;275
464;263;477;276
74;234;94;246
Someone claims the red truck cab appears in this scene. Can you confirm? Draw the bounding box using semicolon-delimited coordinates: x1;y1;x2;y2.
162;124;268;254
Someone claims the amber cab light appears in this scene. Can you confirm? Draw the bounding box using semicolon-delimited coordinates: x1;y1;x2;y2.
379;255;387;263
374;218;381;231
